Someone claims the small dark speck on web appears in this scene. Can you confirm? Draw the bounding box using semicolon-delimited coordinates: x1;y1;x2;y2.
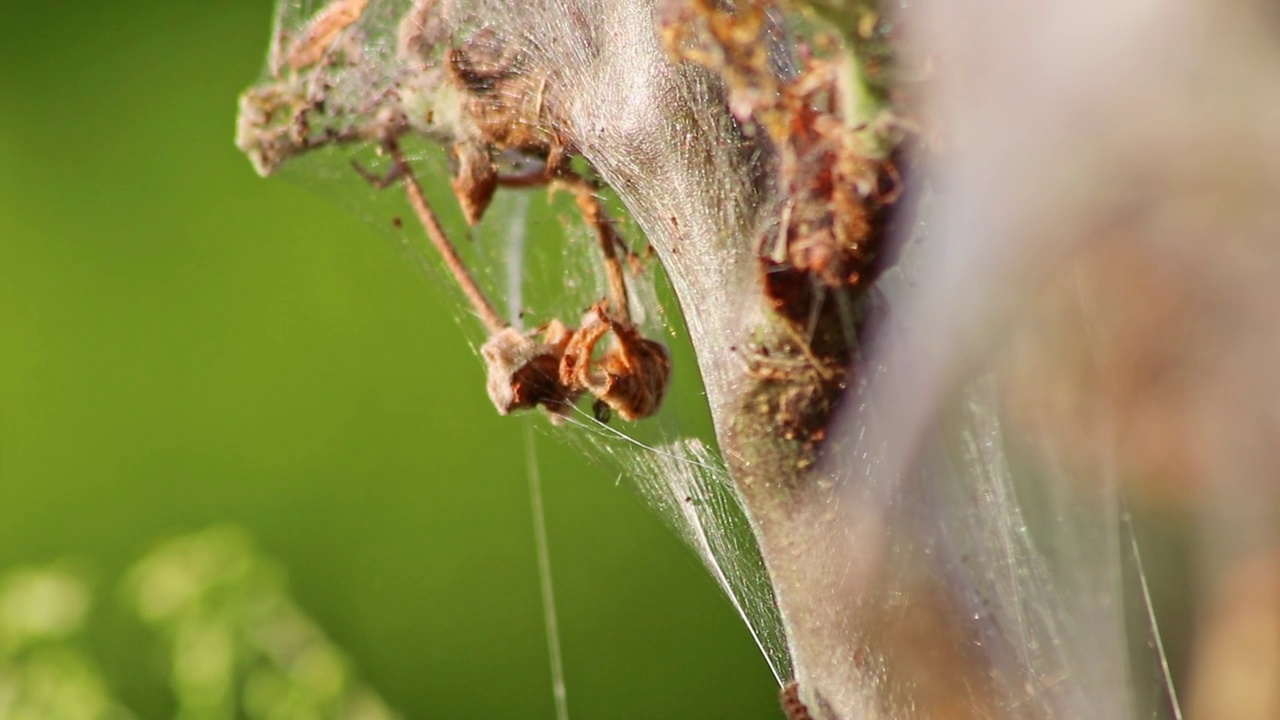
592;398;613;424
391;216;403;229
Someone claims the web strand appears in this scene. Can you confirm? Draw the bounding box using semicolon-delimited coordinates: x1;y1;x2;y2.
524;421;570;720
1123;506;1184;720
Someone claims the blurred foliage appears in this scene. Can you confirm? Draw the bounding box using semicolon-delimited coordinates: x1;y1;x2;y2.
1;530;398;720
0;1;777;718
0;566;132;720
121;527;400;720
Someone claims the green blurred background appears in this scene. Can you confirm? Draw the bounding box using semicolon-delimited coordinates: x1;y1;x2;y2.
0;1;779;717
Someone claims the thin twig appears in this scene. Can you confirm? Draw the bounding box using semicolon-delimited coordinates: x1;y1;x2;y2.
385;142;507;333
556;174;631;322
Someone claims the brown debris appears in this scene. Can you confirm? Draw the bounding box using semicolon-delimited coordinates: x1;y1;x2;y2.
480;305;671;423
661;0;907;302
450;139;498;225
482;322;579;416
662;0;910;453
561;304;672;422
780;681;814;720
284;0;370;71
446;32;566;165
